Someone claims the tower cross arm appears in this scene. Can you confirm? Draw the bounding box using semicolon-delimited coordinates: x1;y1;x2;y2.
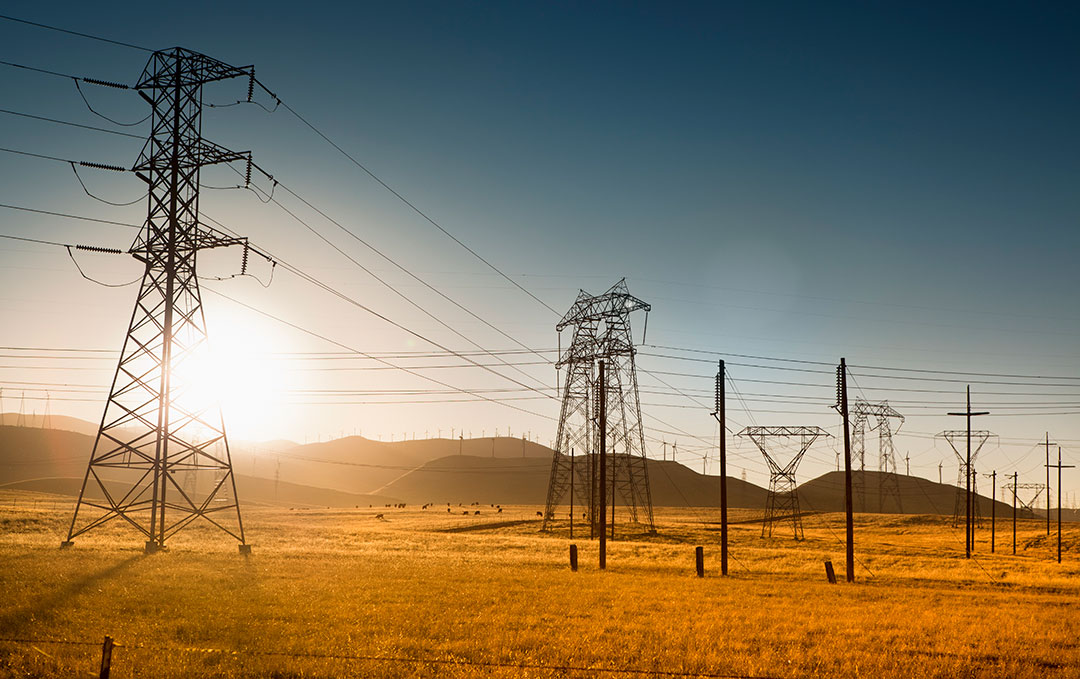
134;139;249;173
135;48;254;89
556;279;650;330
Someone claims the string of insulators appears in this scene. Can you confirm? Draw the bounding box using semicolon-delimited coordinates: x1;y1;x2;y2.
593;376;602;419
240;242;250;276
835;364;843;409
244;156;252;187
247;73;255;102
75;244;123;255
81;77;129;90
715;372;722;413
79;160;128;172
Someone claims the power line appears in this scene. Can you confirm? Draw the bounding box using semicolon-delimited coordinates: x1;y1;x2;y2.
219;243;554;401
204;287;556;423
0;14;153;52
0;107;144;139
252;79;560;316
0;202;140;228
233;170;554;395
247;162;555;369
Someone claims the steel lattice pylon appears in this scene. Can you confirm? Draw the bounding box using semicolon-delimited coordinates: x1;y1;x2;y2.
939;430;992;528
1004;482;1046;519
64;48;255;553
850;399;905;513
739;426;829;540
542;279;655;535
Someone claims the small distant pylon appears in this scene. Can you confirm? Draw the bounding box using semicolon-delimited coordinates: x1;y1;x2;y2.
740;426;829;540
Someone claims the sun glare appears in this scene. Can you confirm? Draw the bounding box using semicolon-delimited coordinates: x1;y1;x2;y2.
173;313;287;442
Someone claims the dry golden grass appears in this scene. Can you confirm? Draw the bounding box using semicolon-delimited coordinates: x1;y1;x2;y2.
1;490;1079;678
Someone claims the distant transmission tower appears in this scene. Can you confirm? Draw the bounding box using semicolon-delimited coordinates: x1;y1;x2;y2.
850;399;904;513
1005;482;1045;519
542;279;655;535
939;429;992;528
64;48;258;554
739;426;829;540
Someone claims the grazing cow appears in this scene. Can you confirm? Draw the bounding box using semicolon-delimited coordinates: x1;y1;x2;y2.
474;510;481;516
497;507;503;514
536;511;543;518
374;513;384;520
462;511;470;516
447;508;451;513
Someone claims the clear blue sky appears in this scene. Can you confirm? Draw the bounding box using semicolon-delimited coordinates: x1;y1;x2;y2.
0;2;1077;496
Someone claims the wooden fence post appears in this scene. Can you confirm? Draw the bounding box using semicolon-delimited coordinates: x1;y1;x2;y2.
695;546;704;577
824;560;837;584
569;544;578;572
99;635;114;679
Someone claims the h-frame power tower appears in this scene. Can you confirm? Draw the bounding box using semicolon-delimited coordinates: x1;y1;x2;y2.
740;426;829;540
850;399;905;513
1004;482;1046;519
64;48;259;553
542;279;656;535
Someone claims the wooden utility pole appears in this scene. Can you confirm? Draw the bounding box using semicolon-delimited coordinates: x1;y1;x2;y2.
569;447;574;539
1012;471;1018;556
948;386;988;559
710;360;728;576
598;360;607;570
837;358;855;583
1045;433;1056;536
1047;448;1073;564
990;470;996;553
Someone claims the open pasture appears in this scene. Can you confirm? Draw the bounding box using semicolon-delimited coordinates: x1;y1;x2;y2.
1;490;1079;678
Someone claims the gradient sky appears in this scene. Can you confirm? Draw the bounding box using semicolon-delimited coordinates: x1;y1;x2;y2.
1;2;1078;496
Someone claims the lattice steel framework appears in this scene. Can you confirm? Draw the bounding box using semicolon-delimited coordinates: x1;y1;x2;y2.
850;399;904;513
1004;482;1046;519
64;48;255;553
739;426;829;540
542;280;655;534
939;430;992;528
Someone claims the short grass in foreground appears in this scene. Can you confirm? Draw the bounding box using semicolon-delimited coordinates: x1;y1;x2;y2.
1;491;1079;678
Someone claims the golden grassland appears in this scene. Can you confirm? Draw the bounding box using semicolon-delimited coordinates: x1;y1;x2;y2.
1;490;1079;678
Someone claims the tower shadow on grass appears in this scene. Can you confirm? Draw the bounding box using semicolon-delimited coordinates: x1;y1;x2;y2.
0;554;142;636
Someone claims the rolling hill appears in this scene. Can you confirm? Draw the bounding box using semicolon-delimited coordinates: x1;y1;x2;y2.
2;423;1068;520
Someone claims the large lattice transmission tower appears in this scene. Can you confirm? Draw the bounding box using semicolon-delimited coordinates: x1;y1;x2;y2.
542;279;655;534
938;429;992;528
850;399;904;513
739;426;829;540
64;48;257;553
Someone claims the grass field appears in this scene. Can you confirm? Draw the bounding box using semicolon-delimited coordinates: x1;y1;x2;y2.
1;489;1079;678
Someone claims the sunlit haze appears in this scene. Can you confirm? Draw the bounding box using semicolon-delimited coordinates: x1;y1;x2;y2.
0;1;1077;497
